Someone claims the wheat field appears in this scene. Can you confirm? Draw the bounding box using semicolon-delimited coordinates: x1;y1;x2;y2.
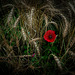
0;0;75;75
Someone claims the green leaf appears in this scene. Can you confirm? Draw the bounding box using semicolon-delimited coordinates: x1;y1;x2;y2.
24;45;27;49
31;58;36;62
48;51;50;54
11;42;15;46
50;46;60;54
24;50;27;54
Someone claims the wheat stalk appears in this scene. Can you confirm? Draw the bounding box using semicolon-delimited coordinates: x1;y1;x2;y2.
68;51;75;57
69;2;75;14
2;4;14;7
8;50;14;57
47;0;54;9
61;36;75;60
51;54;63;70
29;38;41;43
21;1;30;9
1;33;13;52
16;36;21;54
66;27;75;49
40;5;59;12
0;55;32;59
48;21;58;29
41;21;58;33
61;48;70;61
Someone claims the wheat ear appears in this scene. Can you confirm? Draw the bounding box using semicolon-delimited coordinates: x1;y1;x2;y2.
68;51;75;57
70;36;75;48
7;7;14;24
21;27;27;41
13;16;20;28
33;42;40;56
60;14;69;38
51;54;63;70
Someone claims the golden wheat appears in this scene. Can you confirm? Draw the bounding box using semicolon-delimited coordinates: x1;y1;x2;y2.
60;13;69;38
21;27;27;41
51;54;63;70
13;16;21;28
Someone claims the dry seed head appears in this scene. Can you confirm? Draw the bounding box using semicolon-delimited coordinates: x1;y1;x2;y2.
70;37;75;48
21;27;26;41
13;16;20;28
42;21;58;33
44;15;48;31
51;54;63;70
68;51;75;57
44;14;48;26
3;36;12;52
33;42;40;56
60;14;69;38
30;8;34;26
27;7;35;26
7;7;14;24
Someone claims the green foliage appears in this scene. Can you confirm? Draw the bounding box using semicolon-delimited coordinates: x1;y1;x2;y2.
50;46;60;55
11;42;15;46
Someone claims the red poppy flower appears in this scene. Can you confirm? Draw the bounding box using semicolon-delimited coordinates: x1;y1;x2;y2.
44;30;56;42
